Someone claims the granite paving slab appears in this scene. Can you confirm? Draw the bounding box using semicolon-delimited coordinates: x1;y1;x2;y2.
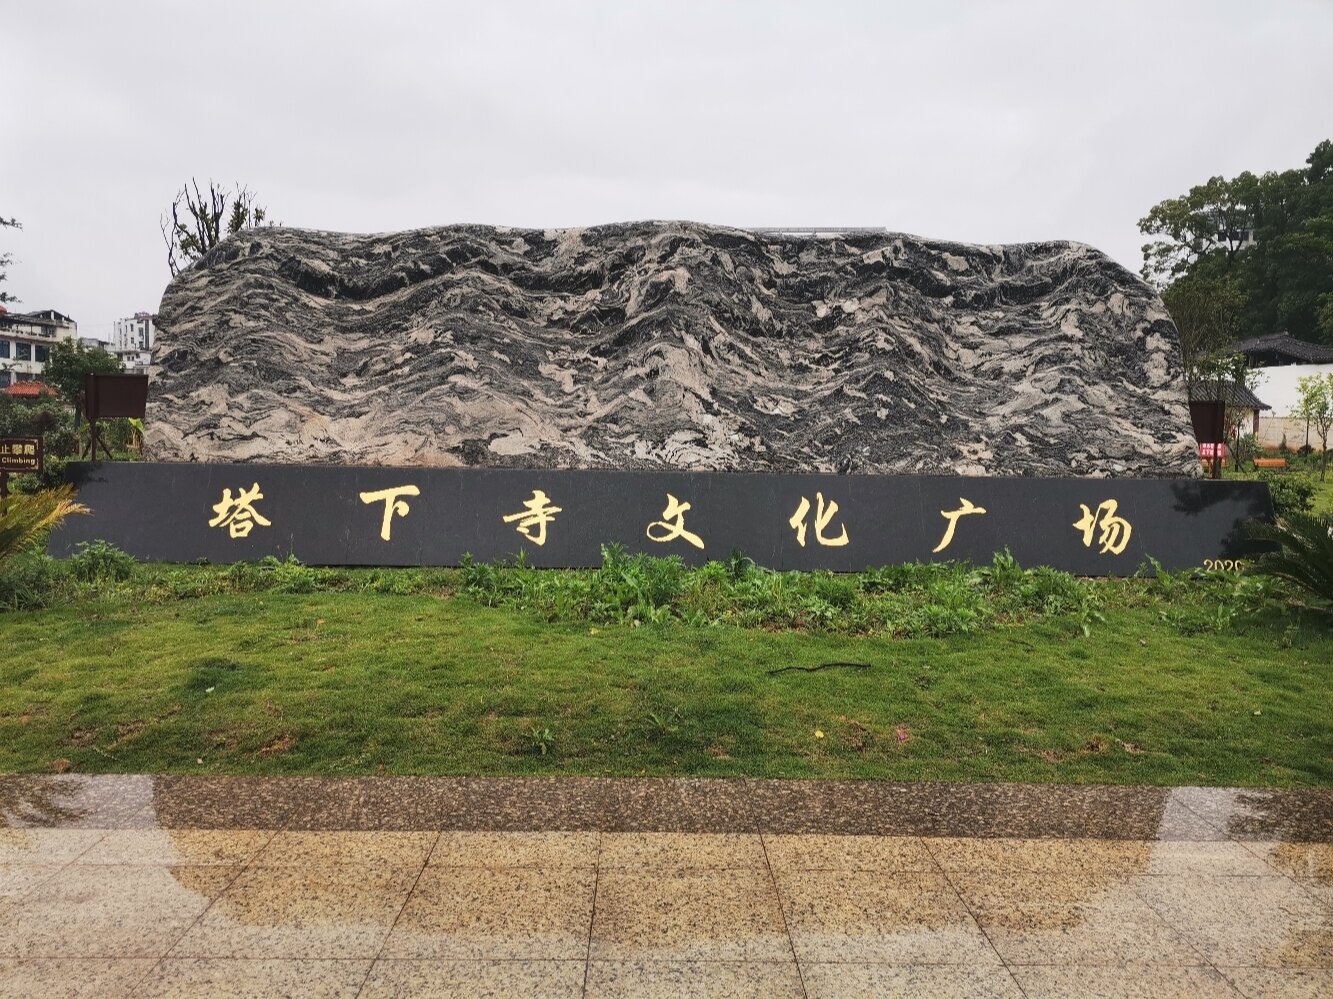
0;775;1328;997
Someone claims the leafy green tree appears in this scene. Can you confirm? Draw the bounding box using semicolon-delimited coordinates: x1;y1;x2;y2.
1242;142;1333;343
1293;373;1333;481
0;214;19;305
1159;275;1244;354
161;179;273;276
1140;173;1262;288
0;394;66;439
1141;140;1333;345
1160;275;1247;394
42;340;122;409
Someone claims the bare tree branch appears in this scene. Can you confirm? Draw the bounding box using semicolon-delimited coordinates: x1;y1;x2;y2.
160;179;273;277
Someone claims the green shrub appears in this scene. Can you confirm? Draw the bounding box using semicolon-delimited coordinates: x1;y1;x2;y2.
977;548;1025;590
1138;556;1188;598
68;540;136;583
101;418;138;453
14;455;77;494
1232;432;1259;470
1015;566;1092;615
1259;472;1316;519
918;602;981;635
12;536;1290;639
0;397;69;438
44;425;80;459
860;561;942;593
589;544;687;622
269;556;322;593
811;571;859;610
455;547;1130;636
221;555;318;593
1;485;88;571
723;549;755;582
219;554;339;594
1246;512;1333;610
0;552;71;610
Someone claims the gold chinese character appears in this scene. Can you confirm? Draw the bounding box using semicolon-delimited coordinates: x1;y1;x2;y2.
360;485;421;541
25;444;36;455
502;489;562;546
1074;499;1132;555
932;497;987;553
208;483;272;539
646;493;705;550
789;492;849;547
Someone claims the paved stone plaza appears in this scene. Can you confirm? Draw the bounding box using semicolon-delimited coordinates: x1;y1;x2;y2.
0;775;1328;997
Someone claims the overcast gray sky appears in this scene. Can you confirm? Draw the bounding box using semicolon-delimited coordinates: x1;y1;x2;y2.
4;0;1331;340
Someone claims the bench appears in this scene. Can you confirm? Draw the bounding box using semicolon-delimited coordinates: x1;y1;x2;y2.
1254;458;1288;470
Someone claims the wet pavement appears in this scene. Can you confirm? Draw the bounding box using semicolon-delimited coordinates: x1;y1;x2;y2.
0;775;1329;997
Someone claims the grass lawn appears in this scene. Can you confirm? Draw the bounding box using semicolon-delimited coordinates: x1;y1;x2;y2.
1316;478;1333;515
2;564;1329;787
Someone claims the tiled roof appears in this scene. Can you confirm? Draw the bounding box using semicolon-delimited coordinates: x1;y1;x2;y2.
4;380;59;398
1188;381;1271;410
1232;333;1333;364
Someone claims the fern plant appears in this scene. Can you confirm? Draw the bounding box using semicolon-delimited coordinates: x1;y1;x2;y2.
1;486;89;572
1246;512;1333;609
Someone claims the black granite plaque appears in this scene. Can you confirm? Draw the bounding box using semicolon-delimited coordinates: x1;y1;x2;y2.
48;462;1272;574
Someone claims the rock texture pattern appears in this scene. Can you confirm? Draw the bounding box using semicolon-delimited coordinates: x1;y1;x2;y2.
147;222;1199;477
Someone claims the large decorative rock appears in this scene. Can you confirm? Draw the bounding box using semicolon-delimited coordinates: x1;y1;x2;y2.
146;221;1199;477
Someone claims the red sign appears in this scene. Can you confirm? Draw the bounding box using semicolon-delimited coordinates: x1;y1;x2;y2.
1198;443;1224;459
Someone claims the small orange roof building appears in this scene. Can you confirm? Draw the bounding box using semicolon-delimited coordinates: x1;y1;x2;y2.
4;380;60;399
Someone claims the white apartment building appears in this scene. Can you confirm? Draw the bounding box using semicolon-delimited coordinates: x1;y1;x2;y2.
0;307;79;387
112;312;155;372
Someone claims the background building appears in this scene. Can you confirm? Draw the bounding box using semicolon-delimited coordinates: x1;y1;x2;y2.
112;312;155;373
0;306;79;387
1235;334;1333;447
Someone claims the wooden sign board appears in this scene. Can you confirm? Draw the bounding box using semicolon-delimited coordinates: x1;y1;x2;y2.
0;437;43;474
83;373;149;420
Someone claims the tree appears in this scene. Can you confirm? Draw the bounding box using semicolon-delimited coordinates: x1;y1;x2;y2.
161;179;272;277
1139;173;1262;288
0;214;20;305
43;340;122;410
1160;274;1246;393
1293;373;1333;481
1140;140;1333;345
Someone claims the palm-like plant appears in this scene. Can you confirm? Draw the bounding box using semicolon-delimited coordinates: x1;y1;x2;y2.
0;486;89;571
1246;512;1333;609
